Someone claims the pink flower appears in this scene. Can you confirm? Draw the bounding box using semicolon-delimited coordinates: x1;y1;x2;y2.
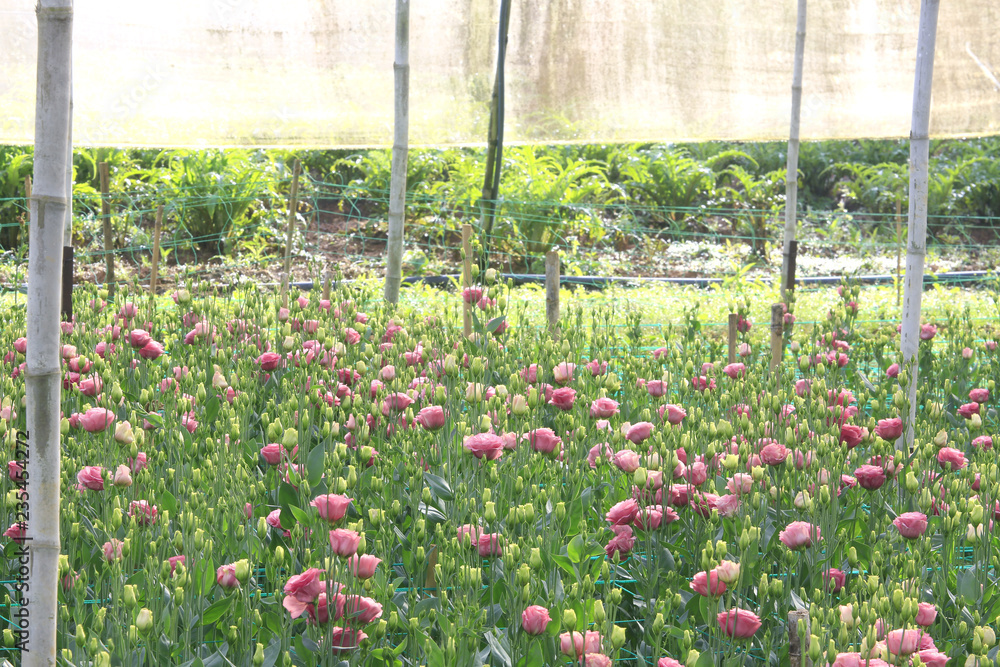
779;521;820;550
76;466;104;491
874;418;903;441
168;555;186;576
463;433;504;460
691;375;716;392
588;443;614;469
658;659;683;667
103;539;123;562
972;435;993;450
457;524;481;546
613;449;641;473
919;324;937;340
970;387;989;403
260;444;283;465
257;352;282;371
626;421;654;444
893;512;928;539
13;337;27;355
917;650;949;667
381;391;414;415
759;443;789;466
127;499;158;525
589;397;620;419
886;363;900;378
690;570;727;597
548;387;576;410
282;568;324;619
586;359;608;376
840;424;865;449
525;428;562;455
4;523;26;540
634;507;664;530
723;363;746;379
521;364;540;383
560;631;603;658
825;568;846;592
915;602;937;627
348;554;381;579
7;460;24;482
129;329;152;348
937;446;967;471
216;563;240;589
80;407;115;433
645;379;668;397
138;340;165;360
886;629;922;656
553;362;576;385
585;655;612;667
727;474;754;495
659;404;686;425
329;529;361;557
521;605;552;635
605;525;635;558
128;452;148;473
343;595;383;624
715;493;740;517
415;406;445;431
477;533;502;558
606;499;639;526
312;494;352;523
717;608;761;638
854;465;886;490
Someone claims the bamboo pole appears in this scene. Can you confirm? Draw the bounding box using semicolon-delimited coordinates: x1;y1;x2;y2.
62;61;73;321
280;272;290;310
479;0;513;262
462;224;473;338
23;176;31;244
150;204;163;297
788;609;812;667
25;2;73;664
98;162;114;296
895;199;903;308
322;270;332;302
899;0;941;453
781;0;807;302
727;314;738;364
545;251;560;337
770;304;784;373
384;0;410;304
282;159;302;276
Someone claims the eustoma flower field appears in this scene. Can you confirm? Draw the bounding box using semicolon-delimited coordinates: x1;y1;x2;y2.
2;274;1000;667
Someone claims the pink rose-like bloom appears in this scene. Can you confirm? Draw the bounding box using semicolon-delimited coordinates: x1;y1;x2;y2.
560;631;603;658
915;602;937;627
13;337;27;355
874;417;903;441
658;659;683;667
477;533;502;558
936;447;967;471
216;563;239;589
825;568;847;592
103;539;123;562
893;512;928;539
613;449;641;473
584;655;613;667
626;421;654;444
329;529;361;557
727;474;754;496
715;493;740;517
129;452;148;473
634;507;664;530
381;391;414;415
282;568;324;618
348;554;381;579
4;523;25;540
606;527;637;559
129;329;152;348
779;521;820;550
690;570;727;597
312;494;352;523
521;605;552;635
521;364;540;383
759;443;789;466
586;359;608;375
463;433;504;460
691;375;716;392
168;555;186;576
76;466;104;491
589;397;620;419
606;499;639;526
972;435;993;451
8;460;24;482
886;363;900;378
646;379;668;397
970;387;990;403
723;363;746;379
553;362;576;385
917;650;949;667
886;629;922;656
457;524;481;546
138;340;165;360
257;352;282;371
80;407;115;433
548;387;576;410
854;464;886;490
919;324;937;340
840;424;865;449
525;428;562;455
343;595;383;624
588;443;614;469
717;608;762;638
260;444;283;465
129;500;157;525
659;404;686;425
415;406;445;431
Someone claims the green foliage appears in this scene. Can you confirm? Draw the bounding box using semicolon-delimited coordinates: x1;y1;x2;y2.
0;146;32;250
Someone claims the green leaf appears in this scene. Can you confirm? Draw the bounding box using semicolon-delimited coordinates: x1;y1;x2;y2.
424;473;454;501
204;396;221;424
696;648;716;667
200;596;233;626
425;636;446;667
143;412;164;428
567;535;586;564
278;482;299;509
307;444;326;486
289;504;310;525
159;490;178;514
486;316;506;334
515;642;544;667
485;630;512;667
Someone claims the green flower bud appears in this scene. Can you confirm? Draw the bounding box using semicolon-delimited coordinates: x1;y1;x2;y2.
563;608;577;631
136;608;154;634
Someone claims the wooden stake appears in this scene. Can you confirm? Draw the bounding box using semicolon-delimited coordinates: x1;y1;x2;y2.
545;250;560;337
896;199;902;308
150;204;163;296
280;272;290;310
770;303;784;372
98;163;114;295
322;270;332;302
787;240;798;298
283;159;302;276
727;313;738;364
462;224;473;338
788;609;811;667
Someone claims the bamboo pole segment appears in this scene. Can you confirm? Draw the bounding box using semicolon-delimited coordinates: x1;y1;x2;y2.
150;204;163;297
280;272;290;310
545;251;560;337
896;199;903;308
479;0;513;263
899;0;941;453
62;65;73;321
727;314;738;364
787;240;798;299
781;0;807;302
788;609;812;667
26;2;73;664
98;162;114;295
462;224;473;338
770;304;784;372
322;270;332;302
282;159;302;276
384;0;410;304
23;176;31;244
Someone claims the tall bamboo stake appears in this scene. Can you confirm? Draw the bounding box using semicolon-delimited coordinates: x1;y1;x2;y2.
322;270;332;302
545;251;560;337
61;68;73;320
283;159;302;276
26;2;73;664
895;199;903;307
384;0;410;304
770;304;784;373
479;0;512;262
899;0;940;452
781;0;807;302
99;162;114;295
462;224;473;338
150;204;163;296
